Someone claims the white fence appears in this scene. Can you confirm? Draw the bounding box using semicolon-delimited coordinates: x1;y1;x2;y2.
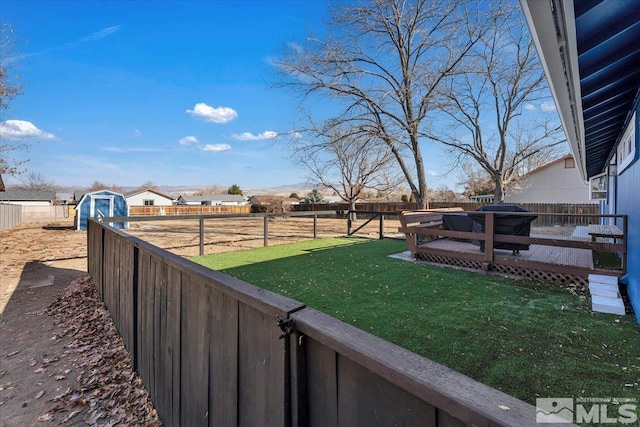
21;205;74;222
0;203;22;232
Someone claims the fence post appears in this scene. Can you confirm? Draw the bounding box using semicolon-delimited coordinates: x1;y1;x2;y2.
347;213;352;236
264;214;269;246
313;214;317;239
199;216;205;256
379;214;384;240
483;212;494;269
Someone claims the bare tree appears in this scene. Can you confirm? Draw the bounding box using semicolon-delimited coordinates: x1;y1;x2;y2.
194;185;226;195
294;128;400;219
276;0;489;209
18;172;55;190
427;4;564;203
137;181;159;191
457;162;494;199
88;181;124;193
0;24;27;177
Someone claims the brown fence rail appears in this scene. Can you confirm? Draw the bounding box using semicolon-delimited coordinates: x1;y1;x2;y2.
0;203;22;232
129;204;251;216
88;218;570;427
296;202;599;226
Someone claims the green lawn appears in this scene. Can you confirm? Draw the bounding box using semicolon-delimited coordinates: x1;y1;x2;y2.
192;237;640;405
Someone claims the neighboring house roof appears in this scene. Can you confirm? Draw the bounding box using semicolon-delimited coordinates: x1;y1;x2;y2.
125;188;175;201
521;0;640;180
55;192;74;203
179;194;245;203
0;174;5;192
522;154;574;177
0;189;56;201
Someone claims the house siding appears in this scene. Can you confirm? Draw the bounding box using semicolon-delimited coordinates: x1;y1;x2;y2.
126;191;174;206
617;101;640;323
505;157;595;204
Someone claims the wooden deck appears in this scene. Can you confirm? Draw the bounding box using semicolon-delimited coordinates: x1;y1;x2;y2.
398;211;627;287
421;236;593;269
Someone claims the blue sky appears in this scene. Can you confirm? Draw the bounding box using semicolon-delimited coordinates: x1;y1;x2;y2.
1;0;556;191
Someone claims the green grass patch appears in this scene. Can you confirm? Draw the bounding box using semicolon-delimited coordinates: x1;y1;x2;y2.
193;238;640;405
594;250;623;270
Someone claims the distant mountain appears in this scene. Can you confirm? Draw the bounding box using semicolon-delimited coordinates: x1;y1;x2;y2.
54;182;317;198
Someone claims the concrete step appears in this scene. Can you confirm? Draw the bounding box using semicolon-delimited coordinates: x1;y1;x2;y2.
589;282;620;299
591;295;625;315
588;274;618;286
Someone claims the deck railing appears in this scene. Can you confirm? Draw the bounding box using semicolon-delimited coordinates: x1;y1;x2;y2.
399;210;627;286
88;218;570;427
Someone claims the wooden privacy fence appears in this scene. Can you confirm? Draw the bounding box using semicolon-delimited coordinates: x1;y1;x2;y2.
296;202;599;226
0;203;22;232
129;205;251;216
88;219;570;427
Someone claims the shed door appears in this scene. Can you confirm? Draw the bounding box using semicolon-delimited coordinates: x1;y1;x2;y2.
92;197;114;218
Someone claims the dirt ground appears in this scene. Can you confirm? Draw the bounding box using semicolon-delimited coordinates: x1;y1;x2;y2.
0;221;89;426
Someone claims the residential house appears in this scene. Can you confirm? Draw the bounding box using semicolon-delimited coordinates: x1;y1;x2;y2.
521;0;640;322
505;154;596;204
177;194;247;206
0;189;55;206
125;188;175;206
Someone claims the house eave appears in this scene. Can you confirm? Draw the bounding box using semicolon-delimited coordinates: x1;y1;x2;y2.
520;0;588;183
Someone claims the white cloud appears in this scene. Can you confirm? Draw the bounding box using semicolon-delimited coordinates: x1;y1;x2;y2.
133;129;143;137
186;103;238;124
178;135;199;146
541;101;557;113
202;144;231;152
81;25;121;42
231;131;278;141
0;120;56;140
427;170;438;176
524;103;536;111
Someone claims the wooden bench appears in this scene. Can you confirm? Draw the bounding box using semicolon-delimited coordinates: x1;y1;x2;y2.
398;208;464;253
588;224;623;242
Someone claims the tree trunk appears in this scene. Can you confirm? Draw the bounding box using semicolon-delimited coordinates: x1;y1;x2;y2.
349;200;357;221
494;179;505;204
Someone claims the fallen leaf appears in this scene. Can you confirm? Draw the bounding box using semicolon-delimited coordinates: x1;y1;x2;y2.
35;390;45;399
498;404;510;411
6;350;19;357
62;410;81;422
84;410;104;424
54;375;66;381
37;413;54;422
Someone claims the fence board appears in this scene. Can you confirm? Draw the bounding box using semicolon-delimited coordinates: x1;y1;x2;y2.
337;354;437;426
209;292;238;426
238;304;286;426
137;249;154;399
130;205;251;216
304;337;338;426
180;275;210;426
0;203;22;231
